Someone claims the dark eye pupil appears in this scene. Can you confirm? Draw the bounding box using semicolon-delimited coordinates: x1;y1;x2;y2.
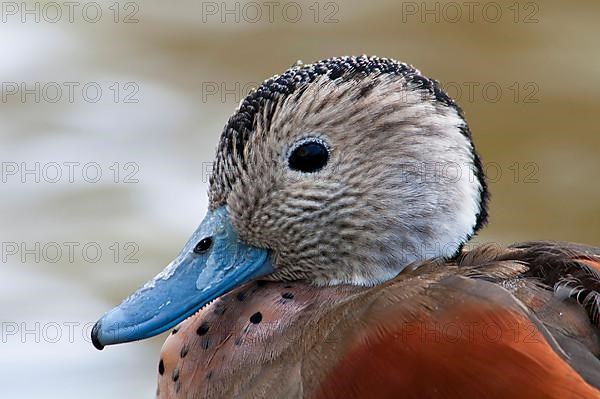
194;237;212;254
289;141;329;173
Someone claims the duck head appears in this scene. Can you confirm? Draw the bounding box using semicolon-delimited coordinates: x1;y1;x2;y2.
92;56;488;349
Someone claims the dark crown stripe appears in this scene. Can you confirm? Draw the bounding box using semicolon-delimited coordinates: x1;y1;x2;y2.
214;55;489;233
219;56;458;162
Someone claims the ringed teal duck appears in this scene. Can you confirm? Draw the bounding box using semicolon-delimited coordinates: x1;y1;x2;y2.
92;56;600;398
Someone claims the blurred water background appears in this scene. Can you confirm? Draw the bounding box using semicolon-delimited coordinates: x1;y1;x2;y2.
1;0;599;397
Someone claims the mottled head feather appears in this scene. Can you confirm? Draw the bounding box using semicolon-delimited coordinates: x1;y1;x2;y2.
208;55;489;285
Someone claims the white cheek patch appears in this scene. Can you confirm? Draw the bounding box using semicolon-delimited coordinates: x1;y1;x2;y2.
401;108;482;264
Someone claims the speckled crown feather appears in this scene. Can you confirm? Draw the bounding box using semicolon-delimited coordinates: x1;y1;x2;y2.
209;55;488;232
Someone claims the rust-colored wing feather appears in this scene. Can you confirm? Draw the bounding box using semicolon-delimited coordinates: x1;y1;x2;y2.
157;241;600;399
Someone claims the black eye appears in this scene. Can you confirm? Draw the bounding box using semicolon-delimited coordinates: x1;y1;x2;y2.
194;237;212;254
288;139;329;173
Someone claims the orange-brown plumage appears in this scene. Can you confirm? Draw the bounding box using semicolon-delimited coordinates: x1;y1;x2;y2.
157;242;600;398
316;306;595;399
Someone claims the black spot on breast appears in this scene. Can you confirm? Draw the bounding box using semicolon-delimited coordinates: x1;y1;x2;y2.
213;304;227;316
256;280;267;287
172;368;179;382
202;337;210;350
196;322;209;336
158;359;165;375
180;345;189;358
284;285;292;289
234;337;242;346
236;291;247;301
207;370;214;380
250;312;263;324
281;292;294;299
